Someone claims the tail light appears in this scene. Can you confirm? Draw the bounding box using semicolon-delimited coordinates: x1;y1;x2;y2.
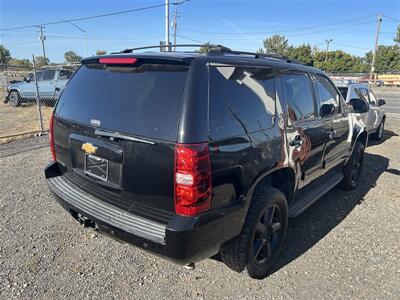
174;143;212;216
49;112;56;161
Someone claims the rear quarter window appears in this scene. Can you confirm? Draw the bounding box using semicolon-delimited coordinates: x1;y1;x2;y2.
55;63;188;141
209;66;276;140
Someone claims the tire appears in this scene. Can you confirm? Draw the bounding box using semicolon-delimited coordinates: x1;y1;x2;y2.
8;91;21;107
370;119;385;141
341;141;364;190
219;187;288;279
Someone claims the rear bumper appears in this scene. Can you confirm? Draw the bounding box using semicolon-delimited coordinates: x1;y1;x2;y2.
45;161;245;264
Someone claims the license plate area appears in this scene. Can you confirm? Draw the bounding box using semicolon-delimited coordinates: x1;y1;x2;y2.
84;154;109;181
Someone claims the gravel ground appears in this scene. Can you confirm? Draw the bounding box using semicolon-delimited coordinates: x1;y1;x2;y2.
0;133;399;299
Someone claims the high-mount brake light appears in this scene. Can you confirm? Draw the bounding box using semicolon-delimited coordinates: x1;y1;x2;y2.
174;143;212;216
49;112;56;161
99;57;138;64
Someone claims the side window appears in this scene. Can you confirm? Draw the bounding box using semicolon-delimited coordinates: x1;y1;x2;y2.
284;72;315;122
59;70;72;80
352;87;364;100
209;66;276;140
368;90;377;106
42;70;56;81
359;88;370;103
314;74;341;115
34;71;44;81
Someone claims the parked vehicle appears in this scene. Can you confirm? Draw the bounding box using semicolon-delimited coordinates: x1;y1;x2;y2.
5;68;73;107
335;82;386;141
45;45;369;279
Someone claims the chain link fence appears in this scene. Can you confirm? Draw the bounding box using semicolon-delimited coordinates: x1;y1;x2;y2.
373;87;400;134
0;64;79;143
0;65;399;143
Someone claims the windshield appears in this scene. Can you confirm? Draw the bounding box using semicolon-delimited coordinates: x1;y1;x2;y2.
55;63;188;141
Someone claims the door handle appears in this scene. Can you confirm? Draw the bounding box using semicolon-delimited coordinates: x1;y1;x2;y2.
289;135;303;147
55;87;60;91
327;129;337;140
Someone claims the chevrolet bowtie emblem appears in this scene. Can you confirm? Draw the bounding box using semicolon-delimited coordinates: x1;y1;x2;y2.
81;142;97;154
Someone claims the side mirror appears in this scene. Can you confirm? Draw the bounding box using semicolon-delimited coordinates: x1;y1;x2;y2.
320;103;335;117
349;98;369;113
377;99;386;106
25;77;31;83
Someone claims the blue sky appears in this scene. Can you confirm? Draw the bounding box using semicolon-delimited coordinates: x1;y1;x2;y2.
1;0;399;62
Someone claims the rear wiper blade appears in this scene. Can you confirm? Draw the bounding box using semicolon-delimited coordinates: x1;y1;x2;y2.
94;129;155;145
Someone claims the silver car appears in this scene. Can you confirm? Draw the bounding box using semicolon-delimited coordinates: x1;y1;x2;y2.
335;82;386;141
5;68;73;107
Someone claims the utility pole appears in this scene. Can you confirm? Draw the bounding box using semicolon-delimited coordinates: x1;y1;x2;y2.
370;13;382;85
39;26;46;59
165;0;170;51
325;38;332;62
32;54;44;133
172;8;179;51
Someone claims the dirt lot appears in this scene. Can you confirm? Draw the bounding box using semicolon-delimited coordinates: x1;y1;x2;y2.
0;90;53;143
0;132;399;299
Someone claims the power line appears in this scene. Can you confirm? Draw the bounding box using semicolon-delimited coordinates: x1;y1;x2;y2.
176;34;205;44
0;1;190;31
180;14;376;35
383;15;400;23
1;30;162;40
177;20;375;41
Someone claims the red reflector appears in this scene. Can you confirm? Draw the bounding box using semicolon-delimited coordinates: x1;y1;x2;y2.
174;143;212;216
99;57;138;64
49;112;56;161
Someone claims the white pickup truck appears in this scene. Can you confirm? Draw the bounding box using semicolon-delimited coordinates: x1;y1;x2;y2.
335;82;386;141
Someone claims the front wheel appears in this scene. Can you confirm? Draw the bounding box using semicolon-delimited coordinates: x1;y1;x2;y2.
219;187;288;279
341;141;364;190
8;91;21;107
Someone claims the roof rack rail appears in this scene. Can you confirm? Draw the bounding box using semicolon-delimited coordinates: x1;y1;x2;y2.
208;48;301;64
113;44;301;64
116;44;231;54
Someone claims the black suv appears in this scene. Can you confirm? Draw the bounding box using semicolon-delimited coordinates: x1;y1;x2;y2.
45;46;369;279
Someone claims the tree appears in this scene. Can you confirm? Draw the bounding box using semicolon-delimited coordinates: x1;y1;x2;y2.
64;50;82;63
312;50;368;73
0;45;11;65
260;35;289;56
365;45;400;73
197;42;214;54
34;56;50;68
8;58;32;68
287;44;313;66
394;25;400;44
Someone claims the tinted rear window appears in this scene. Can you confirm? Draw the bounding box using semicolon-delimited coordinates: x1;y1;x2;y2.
209;66;276;140
56;63;188;141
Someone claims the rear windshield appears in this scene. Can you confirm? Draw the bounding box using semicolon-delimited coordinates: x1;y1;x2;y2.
55;63;188;141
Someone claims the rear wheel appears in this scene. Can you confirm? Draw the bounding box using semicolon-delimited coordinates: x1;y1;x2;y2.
220;187;288;279
8;91;21;107
341;141;364;190
371;119;385;141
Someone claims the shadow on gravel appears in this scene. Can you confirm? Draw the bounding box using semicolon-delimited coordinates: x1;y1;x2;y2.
271;152;389;275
